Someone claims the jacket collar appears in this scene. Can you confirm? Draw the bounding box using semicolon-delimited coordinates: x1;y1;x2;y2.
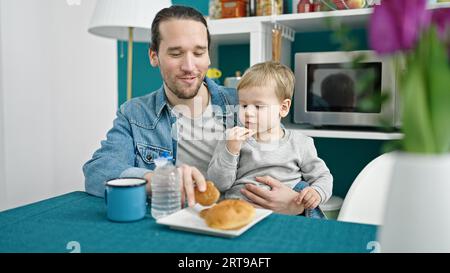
154;77;231;118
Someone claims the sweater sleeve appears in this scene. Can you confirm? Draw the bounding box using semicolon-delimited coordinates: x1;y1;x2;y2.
298;136;333;204
206;139;239;192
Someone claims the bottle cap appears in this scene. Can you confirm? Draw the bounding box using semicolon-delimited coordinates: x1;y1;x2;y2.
162;151;174;161
154;151;173;167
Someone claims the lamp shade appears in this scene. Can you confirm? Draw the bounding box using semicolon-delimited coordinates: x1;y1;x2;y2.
88;0;172;42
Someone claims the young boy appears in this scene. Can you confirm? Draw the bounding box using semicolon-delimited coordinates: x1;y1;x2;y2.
207;61;333;216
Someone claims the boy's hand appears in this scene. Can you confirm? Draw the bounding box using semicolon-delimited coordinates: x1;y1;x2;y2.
295;187;321;209
226;126;255;155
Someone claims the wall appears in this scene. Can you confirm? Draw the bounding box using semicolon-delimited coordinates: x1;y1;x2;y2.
117;0;386;198
0;2;5;210
0;0;117;211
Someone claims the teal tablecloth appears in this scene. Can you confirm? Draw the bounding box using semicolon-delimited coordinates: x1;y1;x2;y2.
0;192;377;253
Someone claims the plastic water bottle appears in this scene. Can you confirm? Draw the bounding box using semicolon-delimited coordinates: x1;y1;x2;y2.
151;152;181;220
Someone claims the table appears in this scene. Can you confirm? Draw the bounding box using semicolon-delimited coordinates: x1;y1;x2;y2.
0;192;377;253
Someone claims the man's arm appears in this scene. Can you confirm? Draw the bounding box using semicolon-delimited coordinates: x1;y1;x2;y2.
83;107;150;197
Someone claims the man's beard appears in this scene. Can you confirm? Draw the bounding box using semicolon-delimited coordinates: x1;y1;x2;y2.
165;76;204;100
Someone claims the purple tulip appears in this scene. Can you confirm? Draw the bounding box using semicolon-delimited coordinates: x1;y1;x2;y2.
369;0;430;54
432;8;450;39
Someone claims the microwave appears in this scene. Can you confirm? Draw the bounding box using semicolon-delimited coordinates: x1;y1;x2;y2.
293;50;401;128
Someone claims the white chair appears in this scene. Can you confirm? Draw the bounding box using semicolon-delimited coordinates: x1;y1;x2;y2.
338;152;396;225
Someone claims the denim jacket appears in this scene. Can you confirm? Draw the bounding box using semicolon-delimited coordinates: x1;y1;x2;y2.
83;77;238;197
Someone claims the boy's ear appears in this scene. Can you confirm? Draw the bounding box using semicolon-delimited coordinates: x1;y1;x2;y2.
280;99;291;118
149;49;159;67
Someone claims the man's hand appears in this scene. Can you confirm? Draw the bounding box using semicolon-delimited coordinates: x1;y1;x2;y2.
226;126;254;155
177;164;206;207
144;164;206;208
144;172;154;195
295;187;321;209
240;176;304;215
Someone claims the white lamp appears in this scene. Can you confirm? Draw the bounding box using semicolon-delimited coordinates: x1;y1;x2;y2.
88;0;172;100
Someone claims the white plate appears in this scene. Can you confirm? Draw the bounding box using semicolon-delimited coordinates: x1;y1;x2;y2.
156;204;273;238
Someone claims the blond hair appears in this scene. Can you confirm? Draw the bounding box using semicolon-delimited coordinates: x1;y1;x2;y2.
236;61;295;101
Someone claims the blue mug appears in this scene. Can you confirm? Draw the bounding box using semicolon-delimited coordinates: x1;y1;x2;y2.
104;178;148;222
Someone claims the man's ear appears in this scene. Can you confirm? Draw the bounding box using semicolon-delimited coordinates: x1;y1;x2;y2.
280;99;291;118
149;49;159;67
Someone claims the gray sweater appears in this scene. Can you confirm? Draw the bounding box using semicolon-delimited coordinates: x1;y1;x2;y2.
207;129;333;204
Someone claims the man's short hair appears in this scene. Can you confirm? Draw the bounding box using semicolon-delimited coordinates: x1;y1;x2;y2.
237;61;295;102
150;5;210;52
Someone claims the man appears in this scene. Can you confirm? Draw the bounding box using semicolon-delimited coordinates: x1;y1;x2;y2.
83;5;319;214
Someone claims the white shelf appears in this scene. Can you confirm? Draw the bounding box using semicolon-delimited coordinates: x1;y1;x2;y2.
208;9;372;44
289;127;403;140
276;2;450;33
208;3;450;64
208;17;260;44
208;2;450;43
282;118;403;140
266;8;372;32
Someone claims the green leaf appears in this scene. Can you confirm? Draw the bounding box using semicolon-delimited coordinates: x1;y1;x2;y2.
354;69;376;95
327;20;359;51
382;139;402;153
425;28;450;153
357;92;389;113
400;60;436;153
352;53;368;64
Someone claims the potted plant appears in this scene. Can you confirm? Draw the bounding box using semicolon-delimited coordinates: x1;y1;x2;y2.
368;0;450;252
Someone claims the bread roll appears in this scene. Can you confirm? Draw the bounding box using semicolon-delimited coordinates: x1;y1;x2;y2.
194;180;220;206
200;199;255;230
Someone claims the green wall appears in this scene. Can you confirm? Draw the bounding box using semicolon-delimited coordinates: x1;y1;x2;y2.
117;0;385;199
